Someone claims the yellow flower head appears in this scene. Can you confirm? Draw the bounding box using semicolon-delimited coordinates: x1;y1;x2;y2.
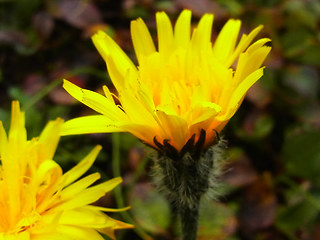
0;101;132;240
62;10;271;151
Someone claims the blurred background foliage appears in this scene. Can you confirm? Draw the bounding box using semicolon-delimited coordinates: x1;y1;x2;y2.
1;0;320;239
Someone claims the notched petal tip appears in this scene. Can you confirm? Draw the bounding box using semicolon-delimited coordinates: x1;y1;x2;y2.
62;79;83;102
91;30;108;41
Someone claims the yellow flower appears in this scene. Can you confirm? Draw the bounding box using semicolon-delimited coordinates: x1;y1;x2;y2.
0;101;133;240
62;10;271;151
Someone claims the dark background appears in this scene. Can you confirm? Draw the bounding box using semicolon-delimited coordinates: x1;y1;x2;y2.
1;0;320;239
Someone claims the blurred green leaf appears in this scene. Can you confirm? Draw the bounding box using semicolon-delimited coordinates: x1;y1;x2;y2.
126;5;149;20
130;183;171;235
282;66;319;99
198;201;237;240
283;130;320;185
297;44;320;66
254;114;274;138
284;0;320;29
235;113;274;141
9;87;30;104
0;108;10;130
276;200;318;232
216;0;243;16
119;132;140;151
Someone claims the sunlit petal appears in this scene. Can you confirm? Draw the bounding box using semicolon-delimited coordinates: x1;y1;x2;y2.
63;10;271;151
0;102;132;239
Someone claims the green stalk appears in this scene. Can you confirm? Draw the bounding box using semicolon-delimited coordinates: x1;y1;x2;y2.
151;130;222;240
23;79;62;111
111;133;152;240
23;66;107;111
180;201;200;240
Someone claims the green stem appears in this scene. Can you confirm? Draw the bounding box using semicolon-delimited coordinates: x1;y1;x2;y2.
22;79;62;111
127;154;150;191
22;66;107;111
111;133;152;240
180;201;200;240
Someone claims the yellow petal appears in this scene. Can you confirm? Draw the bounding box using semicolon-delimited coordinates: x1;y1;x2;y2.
59;207;118;228
62;145;102;186
1;231;30;240
63;80;127;121
36;160;62;188
60;115;126;136
189;102;222;126
86;205;131;213
119;72;157;125
92;31;137;91
174;9;192;48
36;160;63;211
102;85;115;104
156;110;188;150
8;101;26;143
54;177;122;211
212;19;241;64
246;38;271;54
191;13;214;51
225;25;264;67
61;11;271;151
131;18;156;63
156;11;174;56
97;218;134;240
38;118;63;161
218;68;264;121
59;173;101;202
56;225;104;240
0;121;7;154
234;45;271;82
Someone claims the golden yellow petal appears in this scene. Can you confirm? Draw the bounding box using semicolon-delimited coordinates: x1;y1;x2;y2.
36;160;62;189
97;219;134;240
102;85;115;104
59;173;101;201
225;25;264;67
246;38;271;54
92;31;137;91
63;80;127;121
131;18;156;63
174;9;192;48
54;177;122;211
218;68;264;121
55;225;104;240
62;145;102;187
156;11;174;56
60;115;125;136
36;160;63;212
191;13;214;51
86;205;131;213
8;101;26;143
61;11;271;151
188;102;222;126
212;19;241;64
59;207;117;228
156;110;188;150
1;231;30;240
119;75;158;125
38;118;64;161
0;121;7;155
234;45;271;82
